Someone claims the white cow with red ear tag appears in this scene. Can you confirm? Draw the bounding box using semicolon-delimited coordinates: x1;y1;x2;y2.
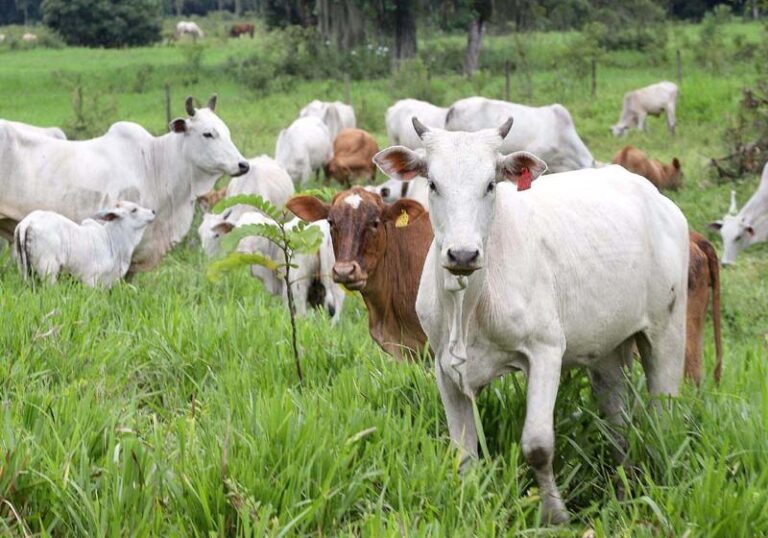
373;117;689;525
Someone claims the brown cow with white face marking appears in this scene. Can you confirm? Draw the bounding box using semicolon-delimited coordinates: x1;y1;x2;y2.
287;187;432;360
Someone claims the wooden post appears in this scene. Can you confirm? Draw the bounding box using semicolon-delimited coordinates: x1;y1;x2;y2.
164;83;171;125
343;73;351;105
676;49;682;84
504;60;511;102
591;57;597;97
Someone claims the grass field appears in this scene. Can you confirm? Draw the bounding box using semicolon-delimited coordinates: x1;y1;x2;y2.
1;18;768;537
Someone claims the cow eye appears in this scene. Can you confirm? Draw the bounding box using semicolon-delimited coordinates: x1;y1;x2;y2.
327;218;334;228
428;180;437;194
132;208;137;213
486;182;495;194
369;219;380;230
203;132;214;139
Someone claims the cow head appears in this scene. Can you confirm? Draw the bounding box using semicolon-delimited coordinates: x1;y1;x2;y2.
373;117;546;276
93;201;156;230
709;190;755;266
197;210;234;258
611;123;629;137
287;187;425;290
664;157;683;190
169;95;249;182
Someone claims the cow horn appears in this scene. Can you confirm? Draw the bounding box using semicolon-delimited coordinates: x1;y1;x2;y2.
729;190;739;215
207;94;218;112
412;117;428;140
498;117;514;139
185;96;196;117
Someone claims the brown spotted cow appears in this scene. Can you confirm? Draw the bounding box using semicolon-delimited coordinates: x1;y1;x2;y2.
288;187;431;360
686;231;723;386
325;128;380;188
230;23;255;38
612;145;682;191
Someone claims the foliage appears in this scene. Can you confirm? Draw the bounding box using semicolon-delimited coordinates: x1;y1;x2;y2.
694;6;730;71
52;72;118;139
179;41;206;84
390;57;446;104
42;0;163;48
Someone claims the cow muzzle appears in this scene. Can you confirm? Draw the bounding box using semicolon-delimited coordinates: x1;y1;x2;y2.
332;261;367;290
231;161;250;177
442;247;482;276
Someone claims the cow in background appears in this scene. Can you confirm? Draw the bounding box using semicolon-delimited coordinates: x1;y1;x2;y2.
325;128;379;187
300;100;356;139
612;145;682;191
230;23;255;38
612;81;678;136
175;21;204;40
386;99;447;150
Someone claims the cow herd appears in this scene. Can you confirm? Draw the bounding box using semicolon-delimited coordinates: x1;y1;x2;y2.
0;81;764;524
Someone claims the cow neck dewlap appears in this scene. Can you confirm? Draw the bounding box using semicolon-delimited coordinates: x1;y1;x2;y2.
445;273;473;398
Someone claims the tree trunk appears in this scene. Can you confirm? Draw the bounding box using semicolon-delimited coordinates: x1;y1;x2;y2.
218;0;224;12
174;0;184;17
394;0;417;62
463;18;485;76
234;0;242;16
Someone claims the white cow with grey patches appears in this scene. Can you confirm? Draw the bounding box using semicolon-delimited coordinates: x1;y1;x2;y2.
275;116;333;187
386;98;448;150
708;162;768;265
14;201;156;287
299;100;356;139
445;96;594;172
0;95;249;272
612;81;678;136
374;117;688;525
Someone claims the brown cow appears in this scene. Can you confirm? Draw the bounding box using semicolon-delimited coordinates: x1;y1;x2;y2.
196;186;227;212
287;187;431;360
325;128;380;188
230;23;255;38
612;145;682;191
686;231;723;386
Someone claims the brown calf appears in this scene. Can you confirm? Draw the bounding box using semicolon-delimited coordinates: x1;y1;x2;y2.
686;231;723;386
612;145;682;191
325;128;380;188
230;23;255;38
287;187;431;360
196;186;227;212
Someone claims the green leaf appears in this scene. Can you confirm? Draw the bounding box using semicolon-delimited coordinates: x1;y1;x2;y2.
296;187;337;202
207;251;280;282
218;223;284;255
212;194;282;220
287;225;324;254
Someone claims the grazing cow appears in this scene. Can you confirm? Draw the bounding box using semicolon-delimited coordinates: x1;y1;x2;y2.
686;231;723;386
612;145;682;191
612;81;678;136
2;119;66;140
445;96;594;172
386;99;448;149
709;162;768;265
375;117;688;524
300;100;356;139
14;201;156;287
288;187;431;359
230;23;255;38
325;128;380;187
0;95;249;272
275;117;333;187
175;21;204;40
21;33;37;43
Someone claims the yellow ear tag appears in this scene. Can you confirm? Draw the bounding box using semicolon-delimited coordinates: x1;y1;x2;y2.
395;209;409;228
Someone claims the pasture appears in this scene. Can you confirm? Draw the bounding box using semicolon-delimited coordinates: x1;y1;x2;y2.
1;19;768;536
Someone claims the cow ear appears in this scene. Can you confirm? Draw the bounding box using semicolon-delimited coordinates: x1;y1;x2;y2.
170;118;188;133
497;151;548;185
382;198;425;227
708;220;724;231
212;221;234;235
373;146;427;181
287;195;330;222
672;157;681;169
95;211;121;222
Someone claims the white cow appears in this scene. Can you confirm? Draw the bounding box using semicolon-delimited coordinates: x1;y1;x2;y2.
369;177;429;209
386;99;448;150
175;21;204;40
3;119;66;140
374;118;688;525
708;162;768;265
612;81;678;136
275;116;333;187
0;96;249;272
14;201;156;287
225;155;294;219
299;100;356;139
0;34;6;44
21;33;37;43
445;96;594;173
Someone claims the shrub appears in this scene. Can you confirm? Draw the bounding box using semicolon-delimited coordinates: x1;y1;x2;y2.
53;72;118;139
694;8;728;73
42;0;163;48
390;58;446;104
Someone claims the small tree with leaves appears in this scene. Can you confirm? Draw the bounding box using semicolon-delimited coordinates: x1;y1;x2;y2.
206;194;324;384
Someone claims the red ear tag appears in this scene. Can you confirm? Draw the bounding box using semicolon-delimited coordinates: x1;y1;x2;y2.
517;167;532;191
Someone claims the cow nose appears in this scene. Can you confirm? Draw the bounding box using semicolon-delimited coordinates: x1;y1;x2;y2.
447;248;480;266
333;262;357;281
238;161;250;174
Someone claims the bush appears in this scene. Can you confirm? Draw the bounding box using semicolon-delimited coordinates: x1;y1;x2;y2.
53;72;118;139
390;58;446;104
694;8;728;73
42;0;163;48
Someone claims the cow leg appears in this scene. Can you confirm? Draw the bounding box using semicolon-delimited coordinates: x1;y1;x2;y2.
666;105;676;135
637;308;686;401
637;112;648;132
589;343;632;466
522;347;568;525
435;357;478;469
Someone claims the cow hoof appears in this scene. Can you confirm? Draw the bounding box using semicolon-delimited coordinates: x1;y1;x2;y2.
541;498;569;526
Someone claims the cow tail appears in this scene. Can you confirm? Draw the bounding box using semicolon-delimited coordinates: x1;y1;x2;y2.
13;223;29;280
700;237;723;384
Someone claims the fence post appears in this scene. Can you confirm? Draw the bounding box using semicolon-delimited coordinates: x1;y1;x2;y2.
504;60;511;102
164;83;171;126
591;58;597;97
676;49;682;84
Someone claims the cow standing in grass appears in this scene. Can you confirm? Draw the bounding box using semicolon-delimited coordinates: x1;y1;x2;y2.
375;117;688;524
612;81;678;136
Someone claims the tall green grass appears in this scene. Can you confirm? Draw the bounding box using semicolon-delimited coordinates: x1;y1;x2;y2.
0;19;767;536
